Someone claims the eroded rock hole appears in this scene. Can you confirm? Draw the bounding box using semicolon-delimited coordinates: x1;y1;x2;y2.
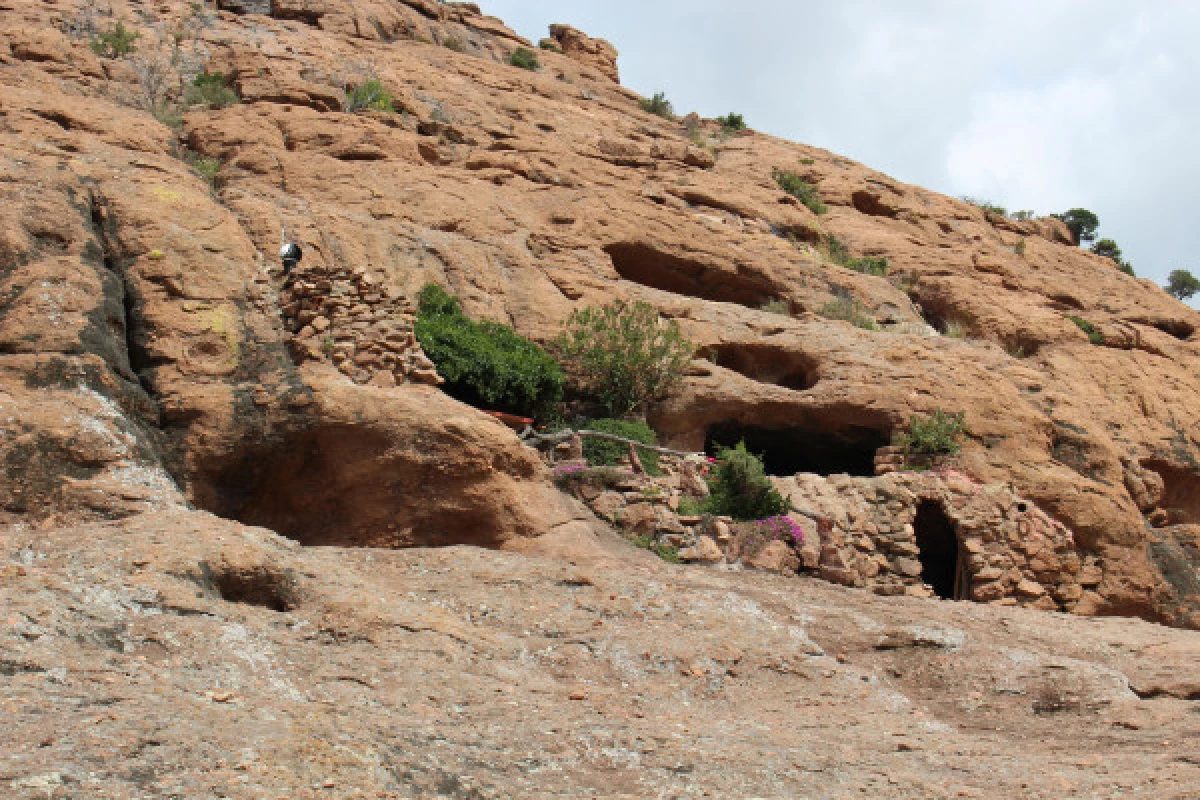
704;343;818;391
851;190;899;218
913;500;967;600
191;426;507;550
205;563;296;612
605;242;780;309
1144;461;1200;524
706;421;888;477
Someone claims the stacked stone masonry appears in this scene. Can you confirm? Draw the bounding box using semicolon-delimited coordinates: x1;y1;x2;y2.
279;266;443;388
778;471;1091;612
550;439;1090;613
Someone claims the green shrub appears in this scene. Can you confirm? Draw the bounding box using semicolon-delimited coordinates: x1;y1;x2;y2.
759;298;791;316
554;300;694;418
415;284;565;417
824;235;888;276
1052;208;1099;244
962;197;1007;217
578;418;661;476
703;441;790;521
1090;238;1132;273
179;149;224;191
539;39;563;53
90;21;140;58
185;71;239;109
716;113;746;132
509;47;539;70
639;91;673;118
442;35;466;53
631;534;681;563
894;410;967;457
553;465;629;493
344;79;396;113
819;297;877;330
773;169;826;215
1067;315;1105;345
1166;269;1200;301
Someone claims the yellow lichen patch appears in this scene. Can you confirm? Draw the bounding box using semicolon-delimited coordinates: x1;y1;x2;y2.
150;185;187;205
204;303;242;371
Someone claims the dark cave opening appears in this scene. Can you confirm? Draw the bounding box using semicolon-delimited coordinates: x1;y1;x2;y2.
191;425;506;550
703;342;819;391
1143;460;1200;525
605;241;780;309
705;421;889;478
914;500;967;600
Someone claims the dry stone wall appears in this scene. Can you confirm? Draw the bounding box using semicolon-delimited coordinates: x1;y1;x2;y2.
551;438;1089;613
779;470;1091;612
279;266;443;388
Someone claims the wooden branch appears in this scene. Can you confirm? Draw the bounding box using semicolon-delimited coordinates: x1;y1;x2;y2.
521;428;704;459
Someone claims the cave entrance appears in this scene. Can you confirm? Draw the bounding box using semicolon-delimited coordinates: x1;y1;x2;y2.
190;425;505;550
705;421;888;477
604;242;779;309
913;500;968;600
1144;461;1200;525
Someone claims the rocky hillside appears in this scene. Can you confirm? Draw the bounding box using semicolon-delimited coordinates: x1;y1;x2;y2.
2;1;1200;795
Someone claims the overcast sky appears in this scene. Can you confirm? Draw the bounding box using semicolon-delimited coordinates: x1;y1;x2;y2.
483;1;1199;303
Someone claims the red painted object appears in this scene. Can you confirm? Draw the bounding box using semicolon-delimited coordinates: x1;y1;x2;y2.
483;410;533;431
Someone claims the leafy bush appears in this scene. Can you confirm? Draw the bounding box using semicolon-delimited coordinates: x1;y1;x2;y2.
578;418;661;476
344;79;395;113
553;464;630;493
962;197;1007;216
1091;238;1134;275
759;298;791;315
703;442;790;521
441;35;466;53
1053;208;1099;244
415;284;565;417
773;169;827;215
824;235;888;276
554;300;694;418
819;297;877;330
716;113;746;131
90;21;140;58
539;39;563;53
185;71;239;109
1166;269;1200;301
639;91;673;118
1067;315;1105;345
631;534;681;563
894;410;967;457
509;47;539;70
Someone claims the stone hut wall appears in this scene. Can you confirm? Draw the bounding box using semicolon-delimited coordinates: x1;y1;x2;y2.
779;470;1094;612
279;265;443;388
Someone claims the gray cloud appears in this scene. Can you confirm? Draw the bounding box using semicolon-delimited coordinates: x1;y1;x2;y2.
483;1;1200;301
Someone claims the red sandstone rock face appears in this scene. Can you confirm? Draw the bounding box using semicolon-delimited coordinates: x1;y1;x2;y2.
4;3;1200;793
0;0;1198;630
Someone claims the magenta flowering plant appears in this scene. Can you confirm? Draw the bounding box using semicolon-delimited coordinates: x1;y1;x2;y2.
751;515;805;546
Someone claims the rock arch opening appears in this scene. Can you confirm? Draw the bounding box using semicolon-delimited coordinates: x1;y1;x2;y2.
913;500;967;600
703;342;818;391
605;242;780;309
190;425;508;550
705;421;888;478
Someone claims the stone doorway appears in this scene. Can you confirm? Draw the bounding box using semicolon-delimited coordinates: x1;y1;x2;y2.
913;500;969;600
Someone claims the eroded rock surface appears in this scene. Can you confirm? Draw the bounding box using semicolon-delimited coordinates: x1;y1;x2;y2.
3;1;1200;793
3;513;1200;798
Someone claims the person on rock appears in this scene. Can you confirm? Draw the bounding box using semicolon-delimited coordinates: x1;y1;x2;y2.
279;242;302;276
